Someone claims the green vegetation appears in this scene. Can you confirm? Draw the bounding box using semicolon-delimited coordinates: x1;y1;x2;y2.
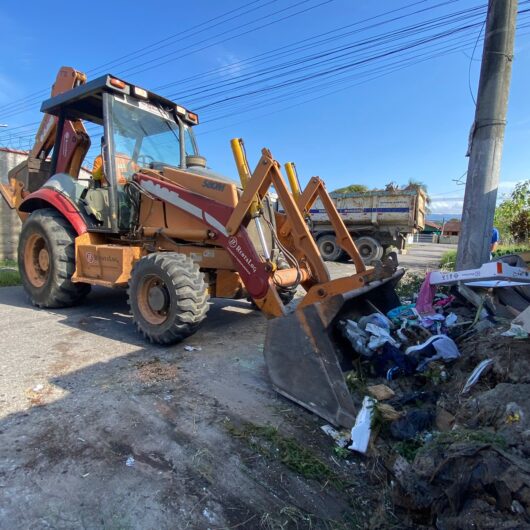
439;249;457;271
333;184;369;194
226;420;346;490
0;259;20;287
440;245;530;272
429;429;507;449
395;272;425;300
494;180;530;244
394;438;424;462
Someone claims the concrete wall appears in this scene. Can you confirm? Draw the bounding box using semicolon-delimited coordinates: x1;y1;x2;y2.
439;235;459;244
0;148;26;260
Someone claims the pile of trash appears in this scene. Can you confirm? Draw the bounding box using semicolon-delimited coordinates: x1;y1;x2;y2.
337;277;467;382
321;255;530;528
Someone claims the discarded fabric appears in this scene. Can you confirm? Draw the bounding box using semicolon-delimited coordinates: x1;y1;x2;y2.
445;312;458;327
358;312;392;332
366;322;400;350
390;409;434;441
339;320;372;357
405;335;460;372
372;342;417;379
387;304;418;323
415;272;436;316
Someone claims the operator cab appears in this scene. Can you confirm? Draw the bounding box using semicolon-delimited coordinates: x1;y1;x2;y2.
41;75;203;233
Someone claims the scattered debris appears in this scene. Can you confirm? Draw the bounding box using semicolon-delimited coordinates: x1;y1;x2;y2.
184;345;202;352
348;396;375;454
390;409;434;441
367;384;395;401
461;358;494;395
514;305;530;333
324;258;529;527
435;407;455;432
320;424;349;448
377;403;403;422
501;323;529;339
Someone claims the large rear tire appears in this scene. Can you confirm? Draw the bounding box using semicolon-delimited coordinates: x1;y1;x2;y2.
18;208;91;308
128;253;209;344
354;236;384;264
317;234;345;262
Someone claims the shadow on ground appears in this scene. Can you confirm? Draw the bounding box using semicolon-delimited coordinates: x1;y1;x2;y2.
0;287;384;529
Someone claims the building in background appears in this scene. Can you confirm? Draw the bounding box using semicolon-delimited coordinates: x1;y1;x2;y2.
0;148;26;260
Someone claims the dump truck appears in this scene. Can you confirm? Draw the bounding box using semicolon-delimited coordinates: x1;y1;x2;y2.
309;188;427;263
0;67;404;428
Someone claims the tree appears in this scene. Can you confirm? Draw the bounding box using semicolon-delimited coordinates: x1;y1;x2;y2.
332;184;369;194
494;180;530;244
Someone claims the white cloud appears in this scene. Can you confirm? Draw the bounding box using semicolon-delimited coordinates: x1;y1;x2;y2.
429;198;464;214
216;52;244;79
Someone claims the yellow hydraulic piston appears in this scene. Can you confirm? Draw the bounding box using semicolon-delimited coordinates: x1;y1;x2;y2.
284;162;301;201
230;138;260;218
230;138;271;260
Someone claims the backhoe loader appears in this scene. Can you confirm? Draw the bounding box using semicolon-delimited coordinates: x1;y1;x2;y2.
0;67;403;428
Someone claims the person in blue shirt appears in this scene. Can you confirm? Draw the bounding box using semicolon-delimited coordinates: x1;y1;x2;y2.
491;227;500;259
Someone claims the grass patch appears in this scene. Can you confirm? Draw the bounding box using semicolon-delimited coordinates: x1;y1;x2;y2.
395;428;507;463
226;420;346;490
440;245;530;272
425;428;507;451
439;249;457;271
0;259;20;287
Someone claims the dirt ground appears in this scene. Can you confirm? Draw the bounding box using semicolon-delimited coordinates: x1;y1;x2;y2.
0;244;453;529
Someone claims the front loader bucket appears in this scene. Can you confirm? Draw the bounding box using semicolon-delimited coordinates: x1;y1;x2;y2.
264;269;404;428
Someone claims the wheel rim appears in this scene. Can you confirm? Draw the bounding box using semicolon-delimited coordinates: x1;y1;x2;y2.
137;275;170;325
24;234;50;288
321;241;336;257
358;244;373;259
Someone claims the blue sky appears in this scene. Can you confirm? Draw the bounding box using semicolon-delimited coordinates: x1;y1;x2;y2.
0;0;529;214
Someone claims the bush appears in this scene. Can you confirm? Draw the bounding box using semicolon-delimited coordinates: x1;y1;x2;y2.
439;245;530;272
439;249;457;270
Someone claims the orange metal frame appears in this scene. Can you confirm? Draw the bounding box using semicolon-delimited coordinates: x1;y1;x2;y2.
225;148;375;312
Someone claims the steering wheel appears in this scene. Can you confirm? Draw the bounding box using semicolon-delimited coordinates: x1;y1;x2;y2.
125;154;154;178
136;154;155;168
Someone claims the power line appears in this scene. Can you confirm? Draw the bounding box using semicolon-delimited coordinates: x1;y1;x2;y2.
0;0;286;116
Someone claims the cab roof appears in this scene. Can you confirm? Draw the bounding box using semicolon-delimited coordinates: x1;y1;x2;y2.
40;74;196;126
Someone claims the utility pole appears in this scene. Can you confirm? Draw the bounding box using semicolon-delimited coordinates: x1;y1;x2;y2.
456;0;518;270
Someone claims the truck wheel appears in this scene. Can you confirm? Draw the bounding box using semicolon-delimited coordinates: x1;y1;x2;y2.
317;234;345;261
18;208;91;308
354;236;384;264
128;253;209;345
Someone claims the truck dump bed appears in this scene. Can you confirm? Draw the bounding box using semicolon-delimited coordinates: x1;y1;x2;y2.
311;189;426;230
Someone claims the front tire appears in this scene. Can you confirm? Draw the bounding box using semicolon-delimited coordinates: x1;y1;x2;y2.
18;208;90;308
128;253;209;344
